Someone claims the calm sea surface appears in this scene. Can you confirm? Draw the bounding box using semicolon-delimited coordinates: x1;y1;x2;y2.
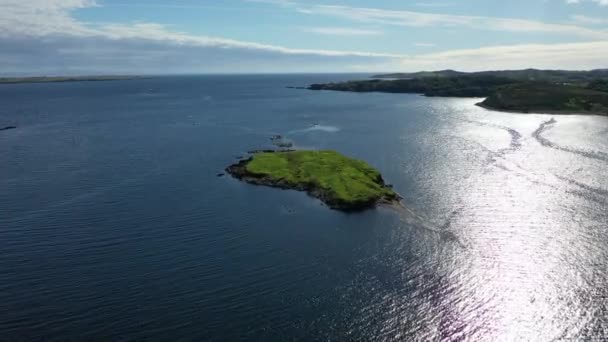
1;75;607;341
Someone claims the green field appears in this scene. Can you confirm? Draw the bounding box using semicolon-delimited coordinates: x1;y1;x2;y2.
240;150;398;210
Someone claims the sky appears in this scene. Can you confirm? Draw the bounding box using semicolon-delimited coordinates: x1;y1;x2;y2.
0;0;607;75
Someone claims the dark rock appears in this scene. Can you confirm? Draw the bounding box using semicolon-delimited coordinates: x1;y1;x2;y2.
0;126;17;131
217;173;225;177
247;149;277;154
274;141;293;148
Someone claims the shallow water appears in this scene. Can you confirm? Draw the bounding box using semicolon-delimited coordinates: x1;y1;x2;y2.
1;75;607;340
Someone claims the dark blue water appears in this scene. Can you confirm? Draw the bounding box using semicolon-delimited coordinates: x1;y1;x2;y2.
1;75;607;341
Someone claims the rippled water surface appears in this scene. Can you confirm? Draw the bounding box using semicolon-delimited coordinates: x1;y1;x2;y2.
1;75;607;341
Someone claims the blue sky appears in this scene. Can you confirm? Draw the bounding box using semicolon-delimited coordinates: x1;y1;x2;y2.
1;0;607;74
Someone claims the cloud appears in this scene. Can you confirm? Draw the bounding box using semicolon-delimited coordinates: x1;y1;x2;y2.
245;0;296;7
414;43;436;47
297;5;608;39
399;41;608;71
302;27;383;36
0;0;404;74
0;0;99;37
0;34;404;75
414;3;452;7
572;14;608;25
566;0;608;5
1;0;607;74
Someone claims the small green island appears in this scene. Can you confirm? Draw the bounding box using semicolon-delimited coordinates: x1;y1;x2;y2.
308;69;608;115
226;150;400;211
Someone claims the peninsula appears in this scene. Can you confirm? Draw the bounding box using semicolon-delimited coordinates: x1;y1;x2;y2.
479;83;608;114
308;68;608;115
226;150;400;211
0;76;143;85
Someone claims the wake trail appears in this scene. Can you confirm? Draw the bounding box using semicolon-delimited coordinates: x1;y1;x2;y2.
556;175;608;198
533;118;608;163
460;118;608;201
382;201;466;248
288;124;340;135
458;118;523;156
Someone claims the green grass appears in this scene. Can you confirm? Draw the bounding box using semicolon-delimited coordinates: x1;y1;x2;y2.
244;150;397;207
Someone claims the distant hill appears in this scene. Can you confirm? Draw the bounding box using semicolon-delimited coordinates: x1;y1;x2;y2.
479;83;608;114
308;69;608;115
309;75;516;97
373;70;466;79
373;69;608;84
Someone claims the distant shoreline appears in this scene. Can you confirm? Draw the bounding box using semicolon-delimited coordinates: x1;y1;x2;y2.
475;102;608;116
307;72;608;116
0;76;144;85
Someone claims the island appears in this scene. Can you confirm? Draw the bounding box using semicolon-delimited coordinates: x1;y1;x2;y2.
226;150;400;211
0;76;143;85
307;68;608;115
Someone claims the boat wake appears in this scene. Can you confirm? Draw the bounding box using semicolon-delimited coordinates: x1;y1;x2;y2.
459;118;523;157
533;118;608;163
382;201;466;248
288;124;340;134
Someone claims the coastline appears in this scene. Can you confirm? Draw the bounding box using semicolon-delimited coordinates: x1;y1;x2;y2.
475;101;608;116
0;76;145;85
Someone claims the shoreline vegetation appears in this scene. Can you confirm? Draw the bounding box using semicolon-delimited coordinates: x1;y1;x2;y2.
226;150;400;212
0;76;143;84
308;69;608;115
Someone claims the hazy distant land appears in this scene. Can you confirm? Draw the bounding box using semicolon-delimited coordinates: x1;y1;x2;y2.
0;76;143;84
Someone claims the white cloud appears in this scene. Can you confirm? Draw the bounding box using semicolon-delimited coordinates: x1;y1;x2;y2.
297;5;608;39
0;0;607;74
414;3;452;7
572;14;608;25
302;27;383;36
567;0;608;5
399;41;608;71
0;0;99;37
0;0;401;74
414;43;436;47
245;0;296;7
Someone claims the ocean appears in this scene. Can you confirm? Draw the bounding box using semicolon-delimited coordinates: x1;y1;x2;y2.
1;75;607;340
